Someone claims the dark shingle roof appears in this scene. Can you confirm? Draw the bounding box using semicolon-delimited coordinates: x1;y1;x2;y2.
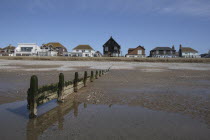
73;45;94;50
43;42;65;48
103;37;120;47
152;47;174;51
95;51;102;55
128;48;135;51
3;45;16;50
181;47;198;53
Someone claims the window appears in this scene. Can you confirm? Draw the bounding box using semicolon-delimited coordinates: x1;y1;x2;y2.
138;50;142;54
114;46;118;50
105;47;108;51
82;50;85;52
21;47;33;52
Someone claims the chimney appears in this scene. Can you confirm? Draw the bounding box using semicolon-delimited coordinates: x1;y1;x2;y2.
179;44;182;49
172;45;175;50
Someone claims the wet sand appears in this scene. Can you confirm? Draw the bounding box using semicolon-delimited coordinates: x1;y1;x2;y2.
0;60;210;139
0;99;210;140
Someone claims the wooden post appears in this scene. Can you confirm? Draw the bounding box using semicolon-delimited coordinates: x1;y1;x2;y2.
27;75;38;118
99;70;102;77
84;71;87;87
58;73;64;103
90;71;94;82
74;72;78;92
95;70;98;79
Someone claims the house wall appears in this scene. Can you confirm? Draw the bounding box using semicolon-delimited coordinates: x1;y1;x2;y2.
128;48;145;55
67;49;95;57
103;45;121;57
182;52;200;58
38;50;58;56
15;43;40;56
150;50;176;58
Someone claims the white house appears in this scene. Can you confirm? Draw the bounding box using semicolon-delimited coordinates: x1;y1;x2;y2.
65;45;95;57
0;44;15;56
94;51;103;57
41;42;67;56
38;45;58;56
179;45;200;58
15;43;41;56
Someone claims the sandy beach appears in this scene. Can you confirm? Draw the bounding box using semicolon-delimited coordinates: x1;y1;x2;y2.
0;59;210;139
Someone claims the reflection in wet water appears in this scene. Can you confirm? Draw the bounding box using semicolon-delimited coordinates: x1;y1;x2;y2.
0;98;210;140
26;98;80;140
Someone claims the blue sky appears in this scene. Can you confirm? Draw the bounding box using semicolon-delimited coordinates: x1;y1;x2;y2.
0;0;210;55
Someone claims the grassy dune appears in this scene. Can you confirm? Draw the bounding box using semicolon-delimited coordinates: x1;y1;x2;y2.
0;56;210;63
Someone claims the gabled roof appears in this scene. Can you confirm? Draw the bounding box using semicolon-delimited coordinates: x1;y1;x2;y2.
95;51;102;55
181;47;198;53
128;48;135;51
151;47;174;51
127;46;145;55
73;45;94;50
43;42;65;48
3;45;16;50
103;36;120;48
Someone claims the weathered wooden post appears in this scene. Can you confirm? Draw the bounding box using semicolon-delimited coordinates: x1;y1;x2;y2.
83;71;87;87
27;75;38;118
74;72;78;92
90;71;94;82
99;70;102;77
95;70;98;79
58;73;64;103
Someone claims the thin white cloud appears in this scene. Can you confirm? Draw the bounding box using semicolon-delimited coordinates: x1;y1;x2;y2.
27;0;210;17
159;0;210;17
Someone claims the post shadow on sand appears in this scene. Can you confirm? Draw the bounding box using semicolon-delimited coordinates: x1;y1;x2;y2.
6;102;29;119
6;99;58;119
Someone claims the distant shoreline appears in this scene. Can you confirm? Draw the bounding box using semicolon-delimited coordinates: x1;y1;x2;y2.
0;56;210;63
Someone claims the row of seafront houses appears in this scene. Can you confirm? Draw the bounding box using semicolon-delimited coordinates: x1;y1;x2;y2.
0;43;101;57
0;37;209;58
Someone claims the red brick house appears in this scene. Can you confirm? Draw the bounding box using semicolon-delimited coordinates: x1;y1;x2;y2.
126;45;146;57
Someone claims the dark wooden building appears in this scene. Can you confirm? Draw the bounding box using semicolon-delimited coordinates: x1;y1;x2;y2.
103;37;121;57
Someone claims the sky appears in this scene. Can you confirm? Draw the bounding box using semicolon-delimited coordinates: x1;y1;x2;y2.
0;0;210;55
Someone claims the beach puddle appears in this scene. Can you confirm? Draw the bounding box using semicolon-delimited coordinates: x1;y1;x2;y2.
0;98;209;140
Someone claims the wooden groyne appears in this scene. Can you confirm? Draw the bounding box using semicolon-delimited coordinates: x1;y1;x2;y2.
27;68;110;119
